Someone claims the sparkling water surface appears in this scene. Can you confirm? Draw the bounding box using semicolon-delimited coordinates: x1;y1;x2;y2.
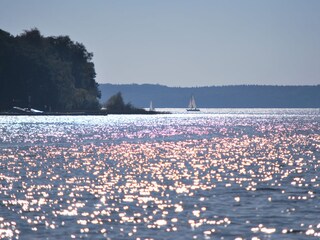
0;109;319;239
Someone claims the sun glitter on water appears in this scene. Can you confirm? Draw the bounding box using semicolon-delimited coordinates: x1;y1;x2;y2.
0;109;319;239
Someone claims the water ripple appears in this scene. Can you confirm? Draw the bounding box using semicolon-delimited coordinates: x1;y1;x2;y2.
0;109;319;239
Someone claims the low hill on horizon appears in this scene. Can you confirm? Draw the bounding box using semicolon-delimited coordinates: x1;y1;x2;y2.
99;83;320;108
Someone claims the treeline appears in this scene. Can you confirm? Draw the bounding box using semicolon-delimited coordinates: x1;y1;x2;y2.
0;28;100;111
99;83;320;108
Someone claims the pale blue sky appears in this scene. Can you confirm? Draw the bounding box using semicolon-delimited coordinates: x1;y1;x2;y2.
1;0;320;86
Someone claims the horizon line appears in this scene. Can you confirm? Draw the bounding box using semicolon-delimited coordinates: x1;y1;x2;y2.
98;82;320;88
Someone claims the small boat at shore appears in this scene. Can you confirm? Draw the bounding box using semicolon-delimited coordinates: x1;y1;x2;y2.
0;106;108;116
187;96;200;112
11;106;44;114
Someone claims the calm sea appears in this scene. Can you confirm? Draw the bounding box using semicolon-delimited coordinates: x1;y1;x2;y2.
0;109;319;239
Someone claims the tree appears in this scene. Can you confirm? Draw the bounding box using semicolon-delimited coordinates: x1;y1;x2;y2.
0;28;101;111
103;92;148;114
104;92;125;111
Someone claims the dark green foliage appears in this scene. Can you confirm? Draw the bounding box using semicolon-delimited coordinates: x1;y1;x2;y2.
104;92;125;111
103;92;148;114
0;28;100;111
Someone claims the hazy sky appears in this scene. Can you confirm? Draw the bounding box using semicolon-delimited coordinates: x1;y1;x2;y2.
1;0;320;87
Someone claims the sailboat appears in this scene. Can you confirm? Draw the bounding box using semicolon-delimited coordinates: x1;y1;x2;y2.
149;101;155;111
187;95;200;111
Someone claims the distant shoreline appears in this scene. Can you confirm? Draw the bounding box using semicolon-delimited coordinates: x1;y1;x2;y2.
1;107;318;116
99;84;320;108
0;110;170;116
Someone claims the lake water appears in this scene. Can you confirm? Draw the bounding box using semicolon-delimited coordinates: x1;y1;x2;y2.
0;109;319;239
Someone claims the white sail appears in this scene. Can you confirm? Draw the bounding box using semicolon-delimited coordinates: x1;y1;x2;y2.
191;96;196;108
187;95;200;111
188;96;196;108
149;101;154;111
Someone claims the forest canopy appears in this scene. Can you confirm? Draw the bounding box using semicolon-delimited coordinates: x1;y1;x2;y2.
0;28;101;111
